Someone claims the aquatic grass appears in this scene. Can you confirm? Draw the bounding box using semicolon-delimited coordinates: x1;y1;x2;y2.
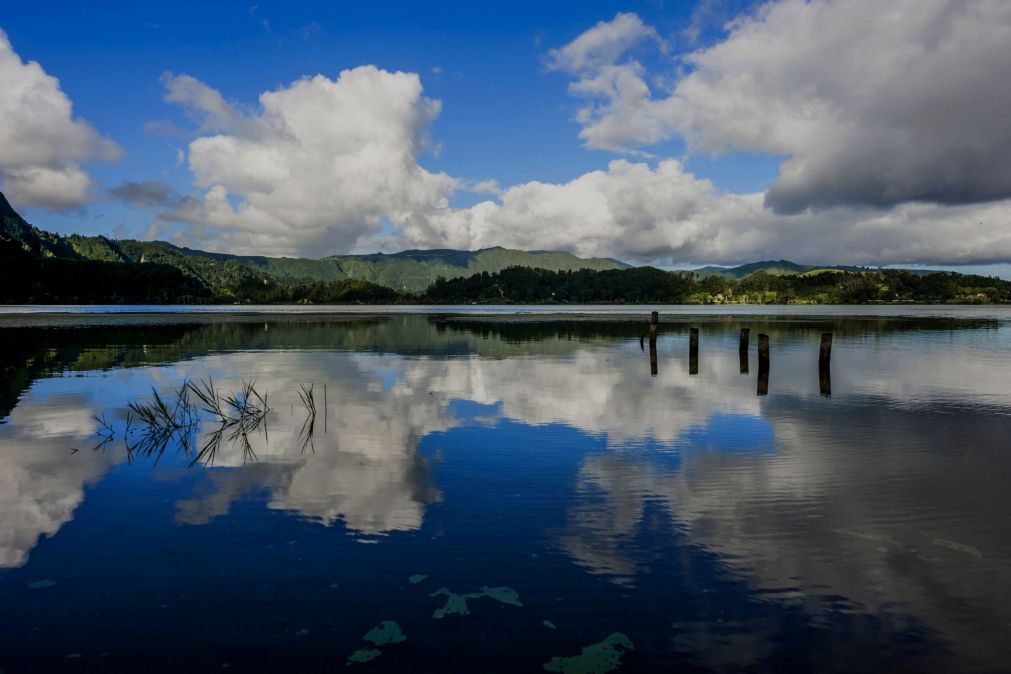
126;383;201;463
187;378;226;421
297;383;316;454
70;379;283;467
189;380;270;466
86;412;116;453
122;379;270;466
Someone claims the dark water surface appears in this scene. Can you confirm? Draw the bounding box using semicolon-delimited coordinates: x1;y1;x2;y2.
1;311;1010;672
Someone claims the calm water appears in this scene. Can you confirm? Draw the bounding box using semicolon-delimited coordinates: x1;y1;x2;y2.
1;310;1010;672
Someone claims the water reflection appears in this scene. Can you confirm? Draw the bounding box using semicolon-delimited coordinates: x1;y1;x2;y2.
0;393;114;567
0;314;1009;671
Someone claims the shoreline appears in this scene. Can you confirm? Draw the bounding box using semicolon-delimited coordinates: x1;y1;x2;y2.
1;303;1010;328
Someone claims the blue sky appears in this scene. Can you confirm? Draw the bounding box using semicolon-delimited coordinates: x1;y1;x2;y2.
2;0;1010;276
5;1;768;209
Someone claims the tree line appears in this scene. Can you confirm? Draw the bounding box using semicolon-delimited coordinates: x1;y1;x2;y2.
3;239;1009;305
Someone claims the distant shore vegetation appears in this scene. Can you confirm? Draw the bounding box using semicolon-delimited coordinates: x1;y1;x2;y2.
3;236;1008;306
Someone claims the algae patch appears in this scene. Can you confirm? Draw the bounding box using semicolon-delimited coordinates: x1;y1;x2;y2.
347;620;406;666
544;633;634;674
409;574;428;585
364;620;406;646
431;586;523;619
347;648;382;665
544;620;557;630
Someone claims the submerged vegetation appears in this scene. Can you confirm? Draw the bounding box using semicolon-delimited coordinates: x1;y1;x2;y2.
431;586;523;619
543;633;635;674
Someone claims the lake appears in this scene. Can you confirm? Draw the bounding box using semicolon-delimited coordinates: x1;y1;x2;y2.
1;307;1010;672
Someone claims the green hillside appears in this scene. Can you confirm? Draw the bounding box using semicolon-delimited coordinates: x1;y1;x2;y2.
330;247;627;291
1;192;79;259
0;191;628;296
693;259;816;279
692;259;943;279
4;191;1000;305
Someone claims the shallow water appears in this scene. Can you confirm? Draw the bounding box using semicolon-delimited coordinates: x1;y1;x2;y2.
1;311;1010;672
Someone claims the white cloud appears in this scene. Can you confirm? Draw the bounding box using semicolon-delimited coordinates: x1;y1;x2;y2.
0;395;114;568
401;159;1011;266
162;67;457;256
545;12;665;75
0;30;121;209
466;179;502;195
155;6;1011;266
160;72;247;133
553;1;1011;212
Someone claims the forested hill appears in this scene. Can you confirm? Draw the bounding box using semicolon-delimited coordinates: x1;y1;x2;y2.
2;191;1009;304
424;266;1011;304
0;192;626;295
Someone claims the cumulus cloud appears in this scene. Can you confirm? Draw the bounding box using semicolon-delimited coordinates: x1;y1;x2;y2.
161;67;457;256
402;159;1011;266
0;29;121;209
553;1;1011;212
160;72;248;133
153;7;1011;266
545;12;666;74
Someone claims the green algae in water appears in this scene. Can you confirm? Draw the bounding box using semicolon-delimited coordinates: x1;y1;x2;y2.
363;620;406;646
431;586;523;619
482;586;522;607
408;574;428;585
543;633;634;674
347;648;382;665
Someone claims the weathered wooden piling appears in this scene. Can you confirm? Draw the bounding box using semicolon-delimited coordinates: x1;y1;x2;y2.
689;327;699;375
757;333;770;396
819;362;831;397
649;340;658;377
739;327;750;374
818;332;832;396
819;332;833;366
649;311;659;345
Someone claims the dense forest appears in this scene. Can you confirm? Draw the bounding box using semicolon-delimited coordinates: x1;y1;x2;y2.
423;266;1011;305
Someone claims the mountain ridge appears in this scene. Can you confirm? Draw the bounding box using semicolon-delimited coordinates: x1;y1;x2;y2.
0;192;960;299
0;192;629;293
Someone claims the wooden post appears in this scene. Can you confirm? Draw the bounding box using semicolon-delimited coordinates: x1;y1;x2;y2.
649;311;659;345
689;327;699;375
639;334;645;351
818;332;832;396
649;340;658;377
819;362;831;397
819;333;833;366
757;333;770;396
739;327;750;374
